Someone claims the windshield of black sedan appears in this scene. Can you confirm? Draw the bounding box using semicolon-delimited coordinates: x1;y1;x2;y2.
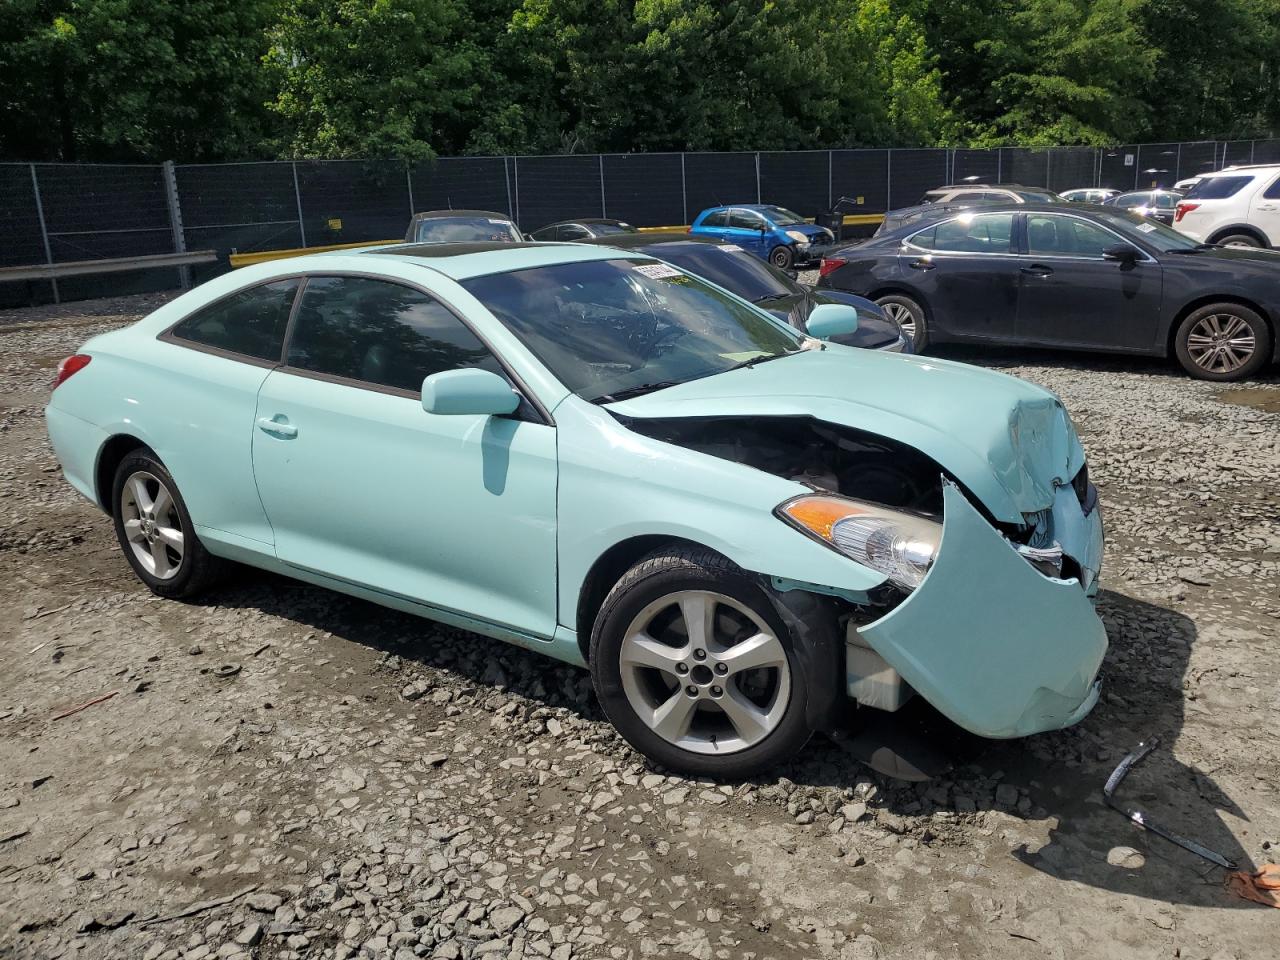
1092;210;1201;251
642;244;795;303
461;258;803;401
415;216;521;244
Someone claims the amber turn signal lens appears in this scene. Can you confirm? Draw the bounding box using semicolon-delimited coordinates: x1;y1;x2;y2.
780;495;869;540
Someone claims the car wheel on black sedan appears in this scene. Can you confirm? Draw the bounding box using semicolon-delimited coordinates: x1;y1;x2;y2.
112;449;227;599
874;294;927;350
768;245;795;270
589;546;811;777
1174;303;1272;381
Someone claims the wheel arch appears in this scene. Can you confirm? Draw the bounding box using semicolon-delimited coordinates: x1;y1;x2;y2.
1207;224;1269;247
575;534;725;663
1166;295;1275;359
94;433;150;512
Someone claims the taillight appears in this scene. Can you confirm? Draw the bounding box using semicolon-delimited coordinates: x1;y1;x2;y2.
1174;202;1199;223
53;354;91;389
818;257;847;278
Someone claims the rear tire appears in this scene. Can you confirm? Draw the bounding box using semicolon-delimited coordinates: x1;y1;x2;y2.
875;293;928;350
1173;303;1271;381
1213;232;1263;249
111;450;228;599
589;546;811;778
768;245;795;270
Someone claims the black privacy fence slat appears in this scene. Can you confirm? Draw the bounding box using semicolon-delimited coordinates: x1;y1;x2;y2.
3;137;1278;307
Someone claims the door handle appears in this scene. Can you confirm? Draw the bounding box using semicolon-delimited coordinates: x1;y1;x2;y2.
1020;264;1053;277
1258;204;1277;211
257;416;298;439
908;258;935;271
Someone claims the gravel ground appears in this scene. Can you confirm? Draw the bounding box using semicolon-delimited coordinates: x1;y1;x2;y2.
2;292;1278;960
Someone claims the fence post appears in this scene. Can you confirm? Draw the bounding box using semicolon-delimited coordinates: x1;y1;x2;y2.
754;152;761;204
161;161;191;290
827;151;833;209
291;162;307;248
885;149;892;210
29;164;59;304
680;153;687;225
512;157;521;225
503;157;514;220
996;148;1002;183
1250;140;1256;163
598;155;607;218
405;160;416;218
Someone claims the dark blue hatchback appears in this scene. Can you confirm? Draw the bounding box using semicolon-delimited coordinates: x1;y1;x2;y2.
690;204;833;270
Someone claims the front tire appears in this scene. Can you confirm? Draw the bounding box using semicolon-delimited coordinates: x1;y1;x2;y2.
1173;303;1271;381
875;293;928;350
768;245;795;270
1214;232;1263;249
589;546;811;778
111;450;227;599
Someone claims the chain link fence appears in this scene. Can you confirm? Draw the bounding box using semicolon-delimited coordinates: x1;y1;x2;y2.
3;139;1279;308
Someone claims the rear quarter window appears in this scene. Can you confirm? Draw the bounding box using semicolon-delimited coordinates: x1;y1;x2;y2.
167;278;299;362
1184;175;1255;200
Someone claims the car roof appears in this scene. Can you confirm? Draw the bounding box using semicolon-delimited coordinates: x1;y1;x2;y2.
541;217;629;226
355;240;650;280
408;209;514;221
577;232;724;249
700;203;787;212
929;183;1050;192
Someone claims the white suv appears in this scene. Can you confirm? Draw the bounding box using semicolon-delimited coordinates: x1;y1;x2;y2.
1173;164;1280;247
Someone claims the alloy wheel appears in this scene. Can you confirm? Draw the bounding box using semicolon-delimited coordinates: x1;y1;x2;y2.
881;301;916;340
1186;313;1256;375
618;590;791;755
120;470;185;580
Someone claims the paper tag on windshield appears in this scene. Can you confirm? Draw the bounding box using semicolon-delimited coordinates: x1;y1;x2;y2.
718;244;745;253
633;263;682;279
487;218;508;224
1136;222;1157;233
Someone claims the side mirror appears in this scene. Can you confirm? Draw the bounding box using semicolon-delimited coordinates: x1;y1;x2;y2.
1103;243;1140;263
422;368;519;416
806;303;859;341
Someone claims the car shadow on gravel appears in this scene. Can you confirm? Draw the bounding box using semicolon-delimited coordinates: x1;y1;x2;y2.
200;574;1255;909
782;587;1259;909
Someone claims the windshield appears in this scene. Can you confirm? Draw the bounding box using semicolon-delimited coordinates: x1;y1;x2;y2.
592;222;636;235
415;216;521;243
644;243;795;303
1091;209;1200;251
761;206;806;225
461;258;804;402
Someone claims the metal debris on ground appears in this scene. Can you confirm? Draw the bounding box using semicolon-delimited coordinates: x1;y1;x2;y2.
51;690;118;721
1103;737;1236;870
1225;864;1280;908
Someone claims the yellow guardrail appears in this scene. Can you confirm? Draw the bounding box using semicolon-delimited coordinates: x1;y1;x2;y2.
227;213;886;268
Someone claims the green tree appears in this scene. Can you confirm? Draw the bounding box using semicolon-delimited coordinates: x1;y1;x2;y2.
265;0;492;158
0;0;277;161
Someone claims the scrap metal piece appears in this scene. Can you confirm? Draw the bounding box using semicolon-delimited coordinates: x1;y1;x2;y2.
1102;737;1236;870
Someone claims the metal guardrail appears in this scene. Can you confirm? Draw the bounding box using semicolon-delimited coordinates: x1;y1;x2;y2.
0;249;217;282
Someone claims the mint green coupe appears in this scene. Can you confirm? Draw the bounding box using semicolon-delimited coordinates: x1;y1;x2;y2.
46;241;1106;777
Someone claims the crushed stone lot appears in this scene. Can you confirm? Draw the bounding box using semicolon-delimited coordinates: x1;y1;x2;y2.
2;291;1278;960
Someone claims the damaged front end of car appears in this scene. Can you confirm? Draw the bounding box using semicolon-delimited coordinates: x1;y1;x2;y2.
617;409;1107;741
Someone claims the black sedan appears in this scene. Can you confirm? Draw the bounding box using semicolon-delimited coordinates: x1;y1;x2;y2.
528;218;637;241
1103;190;1184;225
818;203;1279;380
578;233;910;352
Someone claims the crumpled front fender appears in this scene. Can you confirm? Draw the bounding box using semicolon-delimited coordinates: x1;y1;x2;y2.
857;483;1107;739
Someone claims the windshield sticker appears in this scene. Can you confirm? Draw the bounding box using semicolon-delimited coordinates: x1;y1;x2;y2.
487;218;509;224
633;263;683;280
718;244;745;253
1136;222;1158;233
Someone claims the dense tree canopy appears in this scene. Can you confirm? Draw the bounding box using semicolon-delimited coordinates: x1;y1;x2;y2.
1;0;1276;161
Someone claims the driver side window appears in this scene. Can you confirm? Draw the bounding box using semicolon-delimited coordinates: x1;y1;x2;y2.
1026;215;1117;258
728;209;762;230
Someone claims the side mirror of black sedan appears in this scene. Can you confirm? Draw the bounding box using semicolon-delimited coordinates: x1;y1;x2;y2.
1103;243;1140;263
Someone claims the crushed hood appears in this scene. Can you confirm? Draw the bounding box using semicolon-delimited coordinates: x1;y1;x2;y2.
607;347;1085;524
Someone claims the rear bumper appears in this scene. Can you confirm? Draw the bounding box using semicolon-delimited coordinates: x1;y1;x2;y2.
45;404;108;508
856;482;1107;739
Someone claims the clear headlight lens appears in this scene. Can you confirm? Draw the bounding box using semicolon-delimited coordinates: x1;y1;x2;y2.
779;494;943;591
784;229;810;244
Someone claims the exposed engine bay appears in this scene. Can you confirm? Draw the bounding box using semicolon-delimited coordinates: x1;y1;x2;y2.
619;414;947;517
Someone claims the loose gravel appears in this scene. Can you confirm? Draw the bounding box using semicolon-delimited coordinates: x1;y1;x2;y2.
1;292;1278;960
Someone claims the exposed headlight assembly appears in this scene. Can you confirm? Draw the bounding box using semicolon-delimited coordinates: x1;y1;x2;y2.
778;494;942;591
783;229;811;245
